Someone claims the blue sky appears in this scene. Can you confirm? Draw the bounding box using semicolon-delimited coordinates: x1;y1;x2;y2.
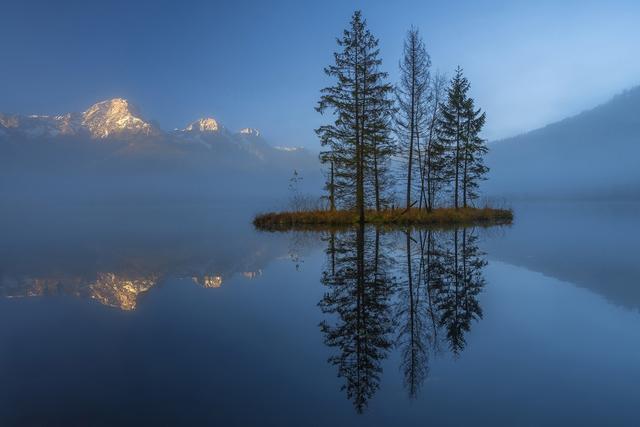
1;0;638;148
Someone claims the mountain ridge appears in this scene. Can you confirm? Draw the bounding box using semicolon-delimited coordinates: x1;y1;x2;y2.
0;98;266;143
485;85;640;198
491;86;639;144
0;98;321;201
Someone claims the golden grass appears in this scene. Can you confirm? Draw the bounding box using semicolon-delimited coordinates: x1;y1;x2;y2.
253;206;513;230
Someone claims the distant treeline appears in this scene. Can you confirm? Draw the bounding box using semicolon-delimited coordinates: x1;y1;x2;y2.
316;10;488;221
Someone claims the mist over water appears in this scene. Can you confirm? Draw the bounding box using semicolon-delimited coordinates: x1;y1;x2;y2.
1;3;639;424
1;89;638;426
1;197;639;425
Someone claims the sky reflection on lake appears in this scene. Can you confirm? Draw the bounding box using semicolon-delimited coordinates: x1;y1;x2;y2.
0;202;638;426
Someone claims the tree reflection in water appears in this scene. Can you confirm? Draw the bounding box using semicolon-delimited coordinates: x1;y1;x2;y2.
319;223;394;413
319;225;487;411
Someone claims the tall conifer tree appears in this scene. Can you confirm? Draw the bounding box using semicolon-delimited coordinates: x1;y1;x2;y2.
316;10;394;221
438;67;470;209
461;97;488;207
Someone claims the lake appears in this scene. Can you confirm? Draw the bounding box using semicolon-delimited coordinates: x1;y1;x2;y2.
1;201;639;426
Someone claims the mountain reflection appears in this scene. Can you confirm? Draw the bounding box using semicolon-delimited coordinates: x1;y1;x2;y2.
0;272;157;311
192;275;224;289
319;225;487;411
0;269;265;310
90;272;158;310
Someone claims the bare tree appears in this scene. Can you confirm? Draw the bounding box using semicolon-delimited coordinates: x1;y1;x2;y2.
396;27;431;210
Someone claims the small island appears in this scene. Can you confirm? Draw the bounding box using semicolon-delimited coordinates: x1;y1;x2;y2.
254;207;512;229
254;11;513;230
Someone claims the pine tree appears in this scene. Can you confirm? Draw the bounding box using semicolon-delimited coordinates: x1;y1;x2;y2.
396;28;431;210
461;97;488;207
362;27;395;211
438;67;471;209
367;122;395;211
316;10;394;220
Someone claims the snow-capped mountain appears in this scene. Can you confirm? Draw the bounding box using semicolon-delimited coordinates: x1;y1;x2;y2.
0;98;321;191
171;115;271;164
0;112;83;138
0;98;158;140
82;98;157;138
183;117;221;133
0;98;269;145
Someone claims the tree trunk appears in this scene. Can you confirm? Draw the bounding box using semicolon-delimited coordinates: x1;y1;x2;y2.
454;111;460;209
425;104;437;212
406;57;416;211
462;119;471;208
374;148;381;211
416;129;425;210
354;46;365;224
463;149;468;208
406;229;415;389
330;160;336;211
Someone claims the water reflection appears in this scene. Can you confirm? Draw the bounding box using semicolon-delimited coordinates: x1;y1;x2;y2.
319;224;394;413
0;269;265;310
0;273;156;310
319;225;487;410
3;204;639;425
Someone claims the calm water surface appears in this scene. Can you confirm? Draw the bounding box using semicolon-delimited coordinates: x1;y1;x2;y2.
0;201;639;426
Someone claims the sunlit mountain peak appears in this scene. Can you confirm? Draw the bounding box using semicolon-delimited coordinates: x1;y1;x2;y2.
184;117;220;133
82;98;156;139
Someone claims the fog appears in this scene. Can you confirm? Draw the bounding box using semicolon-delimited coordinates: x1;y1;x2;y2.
2;87;639;208
483;86;640;200
0;131;322;208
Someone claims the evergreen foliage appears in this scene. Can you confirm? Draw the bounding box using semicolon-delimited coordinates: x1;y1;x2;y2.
316;10;395;221
317;11;490;217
